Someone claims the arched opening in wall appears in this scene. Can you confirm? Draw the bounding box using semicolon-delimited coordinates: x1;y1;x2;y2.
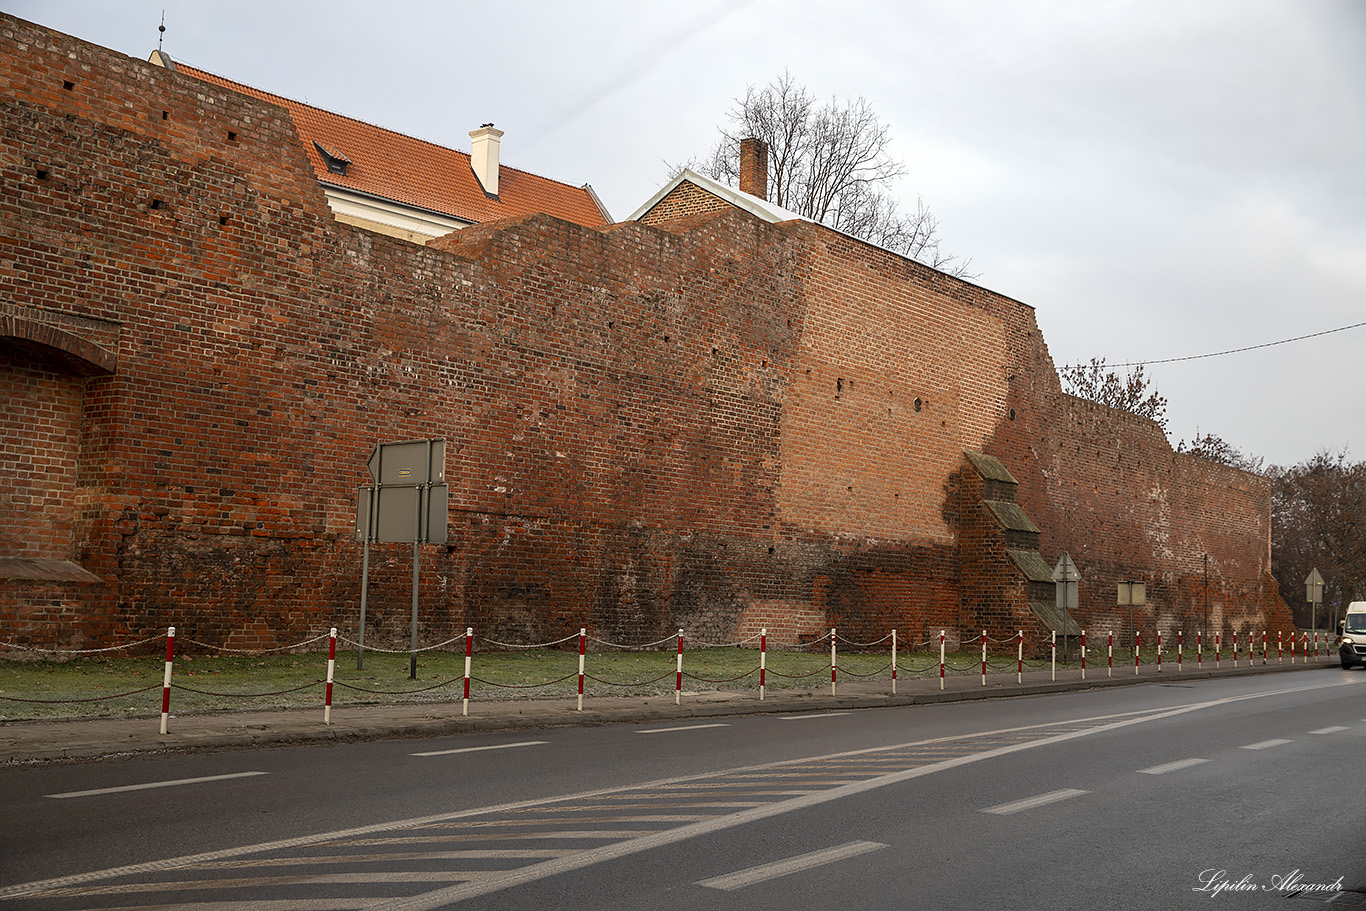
0;314;115;581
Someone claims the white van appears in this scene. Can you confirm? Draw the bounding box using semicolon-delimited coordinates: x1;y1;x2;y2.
1339;602;1366;669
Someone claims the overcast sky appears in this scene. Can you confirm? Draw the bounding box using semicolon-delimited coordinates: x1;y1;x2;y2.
13;0;1364;468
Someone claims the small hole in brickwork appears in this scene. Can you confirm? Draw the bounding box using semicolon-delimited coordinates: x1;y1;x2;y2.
663;334;669;343
836;378;843;394
35;168;48;181
712;347;718;356
62;80;74;91
1010;408;1016;420
761;359;767;368
162;111;169;120
768;546;774;554
227;130;237;142
608;321;613;329
149;199;163;210
914;397;922;412
219;215;230;226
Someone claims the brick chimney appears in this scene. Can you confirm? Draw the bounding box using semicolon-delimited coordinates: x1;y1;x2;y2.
739;137;768;201
469;124;504;197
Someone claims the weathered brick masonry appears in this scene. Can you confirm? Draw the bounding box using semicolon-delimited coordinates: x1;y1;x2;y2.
0;16;1294;650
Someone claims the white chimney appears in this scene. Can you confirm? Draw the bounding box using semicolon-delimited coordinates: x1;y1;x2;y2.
469;124;504;197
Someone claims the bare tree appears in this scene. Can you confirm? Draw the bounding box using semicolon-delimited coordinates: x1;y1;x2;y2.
1176;431;1264;474
1270;449;1366;624
1058;357;1169;433
681;70;975;278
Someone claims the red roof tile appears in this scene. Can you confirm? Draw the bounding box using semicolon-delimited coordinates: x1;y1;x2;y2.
172;61;609;229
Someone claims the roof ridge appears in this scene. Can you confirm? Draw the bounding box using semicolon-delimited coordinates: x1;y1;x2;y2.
173;59;591;193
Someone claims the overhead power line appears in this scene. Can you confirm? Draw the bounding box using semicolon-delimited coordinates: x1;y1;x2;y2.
1076;319;1366;369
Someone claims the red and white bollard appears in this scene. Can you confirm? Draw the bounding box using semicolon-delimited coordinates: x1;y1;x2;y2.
1263;630;1268;665
324;627;337;725
891;629;898;696
1108;631;1113;677
759;628;767;701
1135;631;1141;676
1215;633;1221;668
1278;629;1283;663
1081;629;1087;680
1178;631;1183;672
675;629;684;706
939;630;946;690
462;627;473;716
1157;631;1162;673
1232;631;1238;668
1017;630;1023;684
830;628;838;697
1197;630;1203;669
577;628;586;712
160;626;176;735
982;630;988;686
1051;630;1057;682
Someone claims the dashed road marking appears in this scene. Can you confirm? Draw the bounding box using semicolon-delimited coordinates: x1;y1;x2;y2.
1309;726;1349;734
1139;758;1210;775
411;740;547;757
635;723;730;734
45;771;269;799
982;788;1089;815
1241;739;1292;750
698;841;888;891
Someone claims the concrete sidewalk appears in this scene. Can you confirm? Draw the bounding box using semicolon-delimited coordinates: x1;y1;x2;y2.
0;656;1340;764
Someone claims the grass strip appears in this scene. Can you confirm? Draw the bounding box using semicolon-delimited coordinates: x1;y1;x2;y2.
0;646;1064;722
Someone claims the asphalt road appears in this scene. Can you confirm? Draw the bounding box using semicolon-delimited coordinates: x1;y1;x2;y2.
2;668;1362;909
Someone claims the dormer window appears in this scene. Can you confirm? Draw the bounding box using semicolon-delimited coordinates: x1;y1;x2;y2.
313;140;351;176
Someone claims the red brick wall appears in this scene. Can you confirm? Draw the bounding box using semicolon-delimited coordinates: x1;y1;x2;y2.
768;224;1292;643
0;350;82;558
637;181;735;226
0;14;1292;652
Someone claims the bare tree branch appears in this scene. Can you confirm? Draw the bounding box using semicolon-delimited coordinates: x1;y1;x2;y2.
674;70;977;280
1059;357;1169;433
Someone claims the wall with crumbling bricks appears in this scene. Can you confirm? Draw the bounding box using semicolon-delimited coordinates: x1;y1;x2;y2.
0;14;1292;652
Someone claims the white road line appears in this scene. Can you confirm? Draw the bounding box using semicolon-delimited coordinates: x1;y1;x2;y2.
635;723;730;734
698;841;888;891
45;771;269;799
411;741;547;757
982;788;1089;815
45;871;491;899
339;831;662;846
183;849;579;868
1139;758;1210;775
1310;726;1349;734
10;676;1354;904
778;712;851;720
1241;739;1293;750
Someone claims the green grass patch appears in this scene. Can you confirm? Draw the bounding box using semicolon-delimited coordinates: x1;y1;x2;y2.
0;645;1056;721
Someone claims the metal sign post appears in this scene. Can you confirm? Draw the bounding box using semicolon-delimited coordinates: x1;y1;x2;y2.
1117;580;1147;641
356;485;376;670
1306;567;1324;642
1053;553;1081;664
355;439;448;679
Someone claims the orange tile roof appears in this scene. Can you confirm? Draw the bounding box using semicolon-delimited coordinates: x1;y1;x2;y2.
172;61;609;229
